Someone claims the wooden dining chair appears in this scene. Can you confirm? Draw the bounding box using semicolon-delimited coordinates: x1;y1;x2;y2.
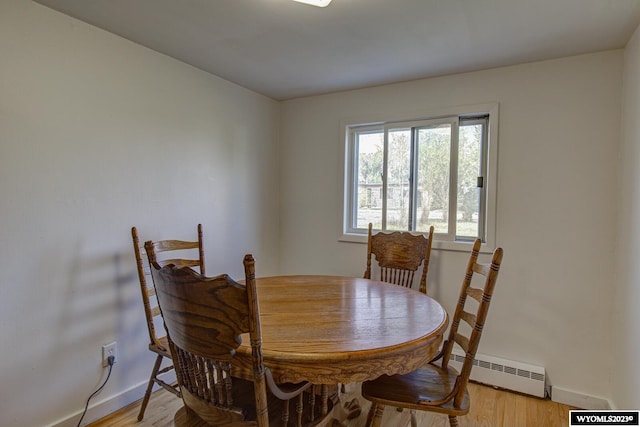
146;249;325;426
364;223;435;294
361;239;504;427
131;225;205;421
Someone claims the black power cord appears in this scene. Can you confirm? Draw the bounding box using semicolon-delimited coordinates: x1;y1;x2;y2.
77;355;115;427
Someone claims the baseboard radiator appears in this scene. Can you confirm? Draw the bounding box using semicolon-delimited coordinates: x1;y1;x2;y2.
449;351;547;398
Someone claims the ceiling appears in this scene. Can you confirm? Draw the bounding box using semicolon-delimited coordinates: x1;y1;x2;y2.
34;0;640;101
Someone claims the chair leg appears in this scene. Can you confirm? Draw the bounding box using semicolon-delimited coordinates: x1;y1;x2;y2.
137;354;164;421
410;409;417;427
448;415;459;427
365;403;384;427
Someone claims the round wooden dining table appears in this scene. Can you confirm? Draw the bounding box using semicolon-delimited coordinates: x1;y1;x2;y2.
233;275;449;385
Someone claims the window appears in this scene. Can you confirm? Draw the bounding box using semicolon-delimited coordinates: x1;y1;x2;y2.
341;104;498;251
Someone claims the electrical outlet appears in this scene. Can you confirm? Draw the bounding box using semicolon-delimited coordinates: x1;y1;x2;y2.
102;342;117;367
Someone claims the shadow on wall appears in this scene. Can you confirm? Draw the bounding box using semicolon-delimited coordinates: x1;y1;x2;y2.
48;243;149;424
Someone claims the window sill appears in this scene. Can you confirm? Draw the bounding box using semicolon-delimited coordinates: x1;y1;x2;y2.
339;233;496;254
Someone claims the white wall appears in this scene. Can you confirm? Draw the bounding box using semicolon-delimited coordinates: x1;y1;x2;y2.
280;51;622;402
0;1;281;426
613;23;640;410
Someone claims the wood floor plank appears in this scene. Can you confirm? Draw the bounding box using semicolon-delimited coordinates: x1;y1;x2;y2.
87;381;576;427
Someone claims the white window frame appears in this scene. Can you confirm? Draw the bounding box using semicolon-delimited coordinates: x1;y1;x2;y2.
339;102;499;252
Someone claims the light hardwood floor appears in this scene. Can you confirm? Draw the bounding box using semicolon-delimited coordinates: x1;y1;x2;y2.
88;381;576;427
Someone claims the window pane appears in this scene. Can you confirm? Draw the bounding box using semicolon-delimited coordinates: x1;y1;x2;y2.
415;124;451;234
355;131;383;229
457;123;482;239
386;128;411;230
344;107;495;246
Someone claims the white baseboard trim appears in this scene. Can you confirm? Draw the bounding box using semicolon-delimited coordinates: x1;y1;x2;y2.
551;386;611;410
47;381;149;427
